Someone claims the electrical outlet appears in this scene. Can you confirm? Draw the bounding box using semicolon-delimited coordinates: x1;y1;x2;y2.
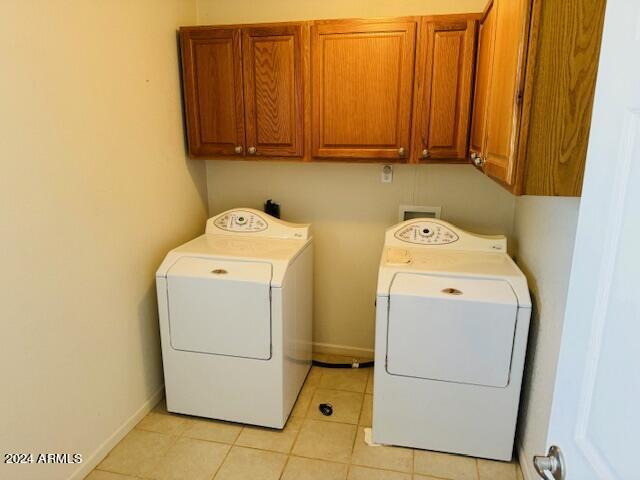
381;164;393;183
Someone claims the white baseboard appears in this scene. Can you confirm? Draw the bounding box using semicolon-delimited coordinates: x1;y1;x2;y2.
517;441;536;480
69;385;165;480
313;341;374;359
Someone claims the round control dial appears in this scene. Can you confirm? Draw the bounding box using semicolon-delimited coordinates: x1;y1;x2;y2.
419;227;434;238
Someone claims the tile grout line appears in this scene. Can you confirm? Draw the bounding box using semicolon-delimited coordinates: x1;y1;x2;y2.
94;430;180;480
345;395;362;473
288;414;306;457
102;426;180;475
277;412;307;480
285;451;350;465
207;439;234;480
349;462;416;476
287;449;419;475
277;454;292;480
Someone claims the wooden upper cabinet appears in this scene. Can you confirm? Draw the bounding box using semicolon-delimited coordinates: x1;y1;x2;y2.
483;0;531;186
180;27;245;156
468;0;605;196
177;7;603;194
469;7;496;158
412;16;477;162
242;25;304;157
470;0;532;187
311;19;417;160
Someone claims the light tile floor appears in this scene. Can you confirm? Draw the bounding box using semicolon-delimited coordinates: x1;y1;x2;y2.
88;355;524;480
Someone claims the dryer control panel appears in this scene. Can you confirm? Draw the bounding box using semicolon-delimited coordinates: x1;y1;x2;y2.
213;210;268;233
206;208;311;239
394;221;459;245
385;218;506;252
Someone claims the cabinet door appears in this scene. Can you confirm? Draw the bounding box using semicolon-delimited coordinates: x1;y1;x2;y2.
412;16;477;162
469;3;496;158
180;27;245;157
242;25;304;157
311;19;417;160
482;0;531;186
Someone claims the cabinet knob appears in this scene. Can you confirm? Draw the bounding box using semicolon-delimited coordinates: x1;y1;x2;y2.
471;152;485;167
248;146;257;155
398;147;406;157
422;149;429;159
234;146;243;154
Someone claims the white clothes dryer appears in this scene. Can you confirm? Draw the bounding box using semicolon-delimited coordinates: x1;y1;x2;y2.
156;208;313;428
373;218;531;460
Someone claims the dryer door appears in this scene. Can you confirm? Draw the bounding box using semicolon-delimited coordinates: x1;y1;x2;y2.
166;257;272;359
387;274;517;387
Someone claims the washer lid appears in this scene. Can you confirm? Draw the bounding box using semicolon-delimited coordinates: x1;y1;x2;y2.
391;271;517;305
387;273;518;387
156;233;311;288
166;257;272;360
376;248;531;308
167;255;272;283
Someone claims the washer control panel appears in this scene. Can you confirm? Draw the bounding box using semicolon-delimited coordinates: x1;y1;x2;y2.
394;221;459;245
213;210;268;233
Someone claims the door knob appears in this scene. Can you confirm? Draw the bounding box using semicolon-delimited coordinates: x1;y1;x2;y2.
248;146;257;155
398;147;406;157
422;149;429;159
234;146;243;154
533;446;565;480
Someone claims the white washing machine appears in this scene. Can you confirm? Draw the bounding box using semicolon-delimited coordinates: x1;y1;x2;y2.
156;208;313;428
373;219;531;460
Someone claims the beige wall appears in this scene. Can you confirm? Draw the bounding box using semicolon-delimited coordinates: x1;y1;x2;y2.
207;162;515;353
0;2;207;479
197;0;487;23
512;196;580;479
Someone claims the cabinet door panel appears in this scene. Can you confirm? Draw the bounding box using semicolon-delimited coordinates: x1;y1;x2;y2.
311;20;417;160
180;27;245;156
483;0;531;185
414;17;476;161
243;25;303;157
469;5;496;157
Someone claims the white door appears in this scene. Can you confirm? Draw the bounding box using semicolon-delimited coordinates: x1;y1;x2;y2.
534;1;640;478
